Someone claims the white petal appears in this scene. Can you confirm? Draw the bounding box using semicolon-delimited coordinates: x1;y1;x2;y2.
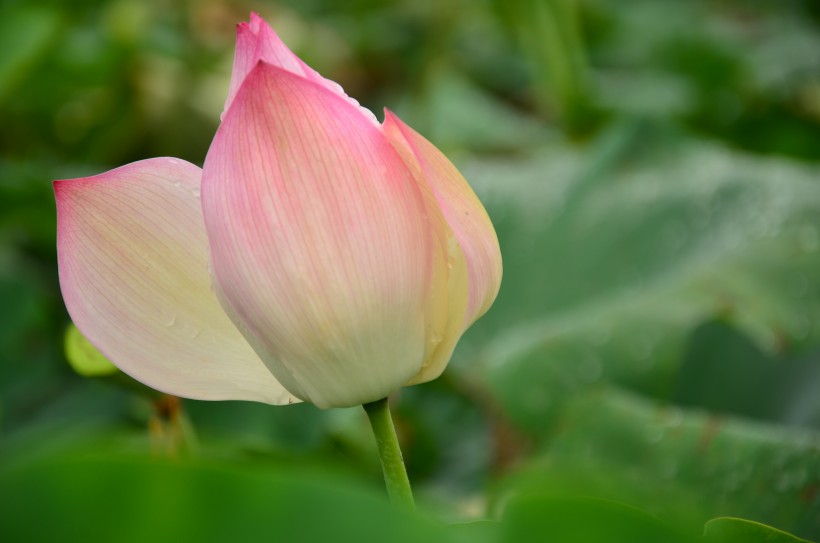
55;158;296;404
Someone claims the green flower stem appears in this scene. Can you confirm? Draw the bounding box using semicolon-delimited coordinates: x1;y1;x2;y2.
363;397;415;508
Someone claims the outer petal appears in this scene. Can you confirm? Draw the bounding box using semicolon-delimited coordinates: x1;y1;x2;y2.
383;110;502;326
55;158;295;404
202;62;437;408
223;13;375;123
382;110;502;382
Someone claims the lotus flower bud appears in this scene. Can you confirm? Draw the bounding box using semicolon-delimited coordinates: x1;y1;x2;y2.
55;14;501;408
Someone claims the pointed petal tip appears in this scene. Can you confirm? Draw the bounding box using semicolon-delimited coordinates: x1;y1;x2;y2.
53;177;86;218
238;12;264;35
55;158;202;201
382;107;396;121
381;109;417;147
52;177;69;196
54;170;104;212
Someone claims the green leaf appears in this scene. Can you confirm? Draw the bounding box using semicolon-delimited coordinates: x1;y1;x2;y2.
446;520;501;543
0;6;61;102
468;122;820;428
674;319;820;426
400;71;552;153
496;387;820;539
0;454;446;543
64;323;118;377
500;494;689;543
674;318;779;418
584;0;820;159
464;125;820;541
704;517;813;543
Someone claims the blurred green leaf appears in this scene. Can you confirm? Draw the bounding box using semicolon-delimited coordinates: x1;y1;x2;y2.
0;270;46;354
583;0;820;159
398;379;492;496
0;454;446;543
500;494;689;543
674;319;778;418
674;319;820;426
492;0;599;134
496;387;820;539
414;71;552;153
704;517;813;543
0;5;61;102
183;400;333;456
446;520;501;543
470;122;820;428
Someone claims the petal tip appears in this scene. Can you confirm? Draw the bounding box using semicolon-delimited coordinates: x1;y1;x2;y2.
53;178;74;216
238;12;263;36
381;109;413;141
381;107;398;127
52;177;68;194
53;175;94;204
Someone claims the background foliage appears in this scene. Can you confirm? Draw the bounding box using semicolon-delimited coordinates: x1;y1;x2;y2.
0;0;818;541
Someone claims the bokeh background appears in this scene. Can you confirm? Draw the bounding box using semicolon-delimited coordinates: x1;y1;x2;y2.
1;0;819;541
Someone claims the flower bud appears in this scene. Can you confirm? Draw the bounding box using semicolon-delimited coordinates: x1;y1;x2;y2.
55;14;501;408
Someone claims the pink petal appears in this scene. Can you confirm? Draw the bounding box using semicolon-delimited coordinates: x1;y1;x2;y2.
223;13;375;124
55;158;295;404
202;62;438;408
382;110;502;334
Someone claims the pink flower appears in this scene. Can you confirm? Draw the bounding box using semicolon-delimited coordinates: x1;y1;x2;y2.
55;14;502;408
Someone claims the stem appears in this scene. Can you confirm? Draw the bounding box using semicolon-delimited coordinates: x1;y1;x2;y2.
362;397;415;508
